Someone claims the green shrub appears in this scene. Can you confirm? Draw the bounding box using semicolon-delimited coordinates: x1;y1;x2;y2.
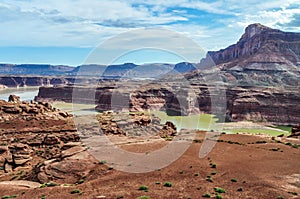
194;173;199;176
214;187;226;193
164;181;172;187
216;195;223;199
206;177;213;183
155;182;161;185
210;163;216;168
211;171;217;175
231;178;237;182
137;196;151;199
70;190;81;194
40;182;58;188
138;185;149;191
202;193;211;198
100;160;107;164
288;191;298;195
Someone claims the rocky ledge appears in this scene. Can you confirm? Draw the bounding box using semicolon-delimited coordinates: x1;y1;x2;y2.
0;95;100;184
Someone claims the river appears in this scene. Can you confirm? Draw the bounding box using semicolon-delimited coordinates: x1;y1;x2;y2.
0;87;289;135
0;87;39;101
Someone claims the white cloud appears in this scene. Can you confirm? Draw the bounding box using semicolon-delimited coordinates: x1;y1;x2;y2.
0;0;299;51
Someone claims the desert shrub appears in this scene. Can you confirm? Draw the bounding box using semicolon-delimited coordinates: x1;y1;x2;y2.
231;178;237;182
210;163;216;168
100;160;107;164
70;189;81;194
211;171;217;175
1;195;17;199
194;173;199;176
214;187;226;193
155;182;161;185
138;185;149;191
193;139;202;143
164;181;172;187
137;196;151;199
237;187;243;192
270;148;280;151
255;140;267;144
288;191;298;195
40;182;58;188
202;193;211;197
206;177;213;183
216;195;223;199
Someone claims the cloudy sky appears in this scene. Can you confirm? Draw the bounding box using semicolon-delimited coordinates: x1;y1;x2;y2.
0;0;299;65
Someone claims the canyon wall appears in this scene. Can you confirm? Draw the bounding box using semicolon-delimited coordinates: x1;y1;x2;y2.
36;84;300;125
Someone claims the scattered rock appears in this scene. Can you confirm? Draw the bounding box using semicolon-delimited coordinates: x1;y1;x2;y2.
8;95;21;103
158;121;177;138
289;124;300;138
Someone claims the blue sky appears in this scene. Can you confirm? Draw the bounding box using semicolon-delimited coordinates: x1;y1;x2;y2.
0;0;299;66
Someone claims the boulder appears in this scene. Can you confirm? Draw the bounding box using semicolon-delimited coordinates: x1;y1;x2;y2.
8;95;21;103
158;121;177;138
289;124;300;138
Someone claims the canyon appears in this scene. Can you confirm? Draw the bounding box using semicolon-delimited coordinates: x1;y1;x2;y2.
34;24;300;125
1;23;300;125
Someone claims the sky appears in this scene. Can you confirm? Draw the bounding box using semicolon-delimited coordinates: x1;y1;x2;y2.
0;0;299;66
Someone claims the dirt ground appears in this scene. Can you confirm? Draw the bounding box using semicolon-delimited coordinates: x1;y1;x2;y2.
0;132;299;199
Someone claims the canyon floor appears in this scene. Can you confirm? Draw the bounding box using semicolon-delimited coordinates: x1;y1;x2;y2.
0;97;299;199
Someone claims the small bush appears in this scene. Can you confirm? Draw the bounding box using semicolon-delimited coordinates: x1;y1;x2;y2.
206;177;213;183
138;185;149;191
40;182;58;188
270;148;280;151
137;196;151;199
2;195;17;199
292;144;299;149
194;173;199;176
214;187;226;193
155;182;161;185
164;182;172;187
216;195;223;199
237;187;243;192
100;160;107;164
70;190;81;194
193;139;202;143
210;163;216;168
202;193;211;198
211;171;217;175
288;191;298;195
231;178;237;182
277;196;284;199
256;140;267;144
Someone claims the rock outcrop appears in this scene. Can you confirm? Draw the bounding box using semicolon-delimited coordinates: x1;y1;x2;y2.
158;121;177;139
0;95;96;184
205;23;300;68
290;124;300;138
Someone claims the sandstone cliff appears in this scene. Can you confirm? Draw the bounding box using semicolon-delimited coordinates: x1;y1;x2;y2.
205;23;300;68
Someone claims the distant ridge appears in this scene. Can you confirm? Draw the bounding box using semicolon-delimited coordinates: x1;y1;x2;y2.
202;23;300;70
